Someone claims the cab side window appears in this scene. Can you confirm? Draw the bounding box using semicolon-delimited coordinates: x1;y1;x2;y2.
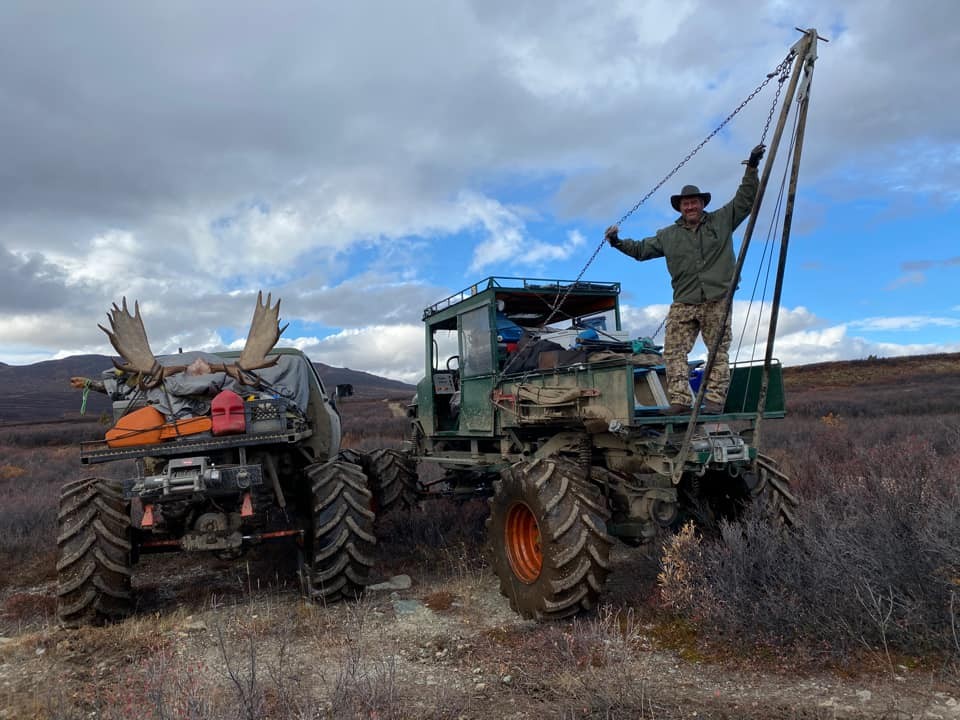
460;306;494;377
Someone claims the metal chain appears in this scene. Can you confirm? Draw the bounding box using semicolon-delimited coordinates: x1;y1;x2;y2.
615;49;795;228
651;315;667;340
648;60;789;344
759;59;791;146
541;50;797;329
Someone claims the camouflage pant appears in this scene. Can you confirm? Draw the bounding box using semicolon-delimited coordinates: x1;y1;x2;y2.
664;299;731;406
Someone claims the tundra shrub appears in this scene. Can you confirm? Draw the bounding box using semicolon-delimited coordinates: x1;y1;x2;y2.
338;396;410;451
659;436;960;657
0;420;104;448
374;497;488;580
0;438;136;590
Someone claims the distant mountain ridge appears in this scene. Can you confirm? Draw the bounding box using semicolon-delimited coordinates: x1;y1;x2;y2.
2;351;957;424
0;354;414;423
312;362;415;396
781;351;960;390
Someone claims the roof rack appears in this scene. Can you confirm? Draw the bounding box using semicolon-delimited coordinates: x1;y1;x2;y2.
423;277;620;319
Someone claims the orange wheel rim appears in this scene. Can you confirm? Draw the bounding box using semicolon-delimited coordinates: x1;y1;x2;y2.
505;502;541;583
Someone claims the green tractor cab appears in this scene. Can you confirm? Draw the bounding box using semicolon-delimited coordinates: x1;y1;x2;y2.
403;277;795;620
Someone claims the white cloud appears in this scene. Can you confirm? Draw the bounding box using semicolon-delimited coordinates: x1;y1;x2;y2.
494;2;691;101
619;301;822;344
52;230;144;286
849;315;960;332
620;303;672;339
1;1;959;379
0;311;105;352
291;325;426;384
678;319;960;370
617;300;960;371
884;272;926;290
464;193;587;272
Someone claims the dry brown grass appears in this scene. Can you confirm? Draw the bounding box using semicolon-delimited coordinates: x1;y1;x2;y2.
338;395;411;452
2;366;959;719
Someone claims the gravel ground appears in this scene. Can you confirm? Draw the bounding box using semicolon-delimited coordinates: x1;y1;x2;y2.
1;544;958;719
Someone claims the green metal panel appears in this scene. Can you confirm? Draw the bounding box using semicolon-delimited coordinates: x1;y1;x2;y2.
416;376;435;431
425;284;495;327
725;361;786;414
494;361;633;429
459;376;495;434
588;364;632;423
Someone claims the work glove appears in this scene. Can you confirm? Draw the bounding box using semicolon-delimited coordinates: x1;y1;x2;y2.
605;224;622;248
745;143;766;168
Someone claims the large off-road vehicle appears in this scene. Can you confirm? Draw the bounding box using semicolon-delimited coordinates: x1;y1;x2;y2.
401;277;797;620
57;294;375;626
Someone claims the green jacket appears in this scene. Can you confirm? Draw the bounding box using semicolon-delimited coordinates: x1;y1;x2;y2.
613;167;758;304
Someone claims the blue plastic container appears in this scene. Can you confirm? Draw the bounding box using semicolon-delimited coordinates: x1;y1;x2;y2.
689;368;703;393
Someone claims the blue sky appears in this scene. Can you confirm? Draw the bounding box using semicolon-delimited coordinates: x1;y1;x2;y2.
0;1;958;383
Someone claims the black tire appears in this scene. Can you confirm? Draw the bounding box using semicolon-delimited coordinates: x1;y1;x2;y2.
486;456;612;620
303;460;376;603
675;457;799;536
754;454;800;526
674;471;739;536
56;477;133;627
336;448;365;467
365;448;418;512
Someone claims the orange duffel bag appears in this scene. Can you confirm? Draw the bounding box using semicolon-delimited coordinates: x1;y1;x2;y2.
159;415;213;440
105;406;165;448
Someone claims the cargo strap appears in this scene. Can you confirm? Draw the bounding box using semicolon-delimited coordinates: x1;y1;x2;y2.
80;379;91;415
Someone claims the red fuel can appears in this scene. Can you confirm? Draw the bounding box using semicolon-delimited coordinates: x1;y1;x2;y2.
211;389;246;435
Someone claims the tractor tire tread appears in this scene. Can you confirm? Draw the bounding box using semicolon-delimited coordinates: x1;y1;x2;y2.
56;478;132;627
304;460;376;603
487;456;612;621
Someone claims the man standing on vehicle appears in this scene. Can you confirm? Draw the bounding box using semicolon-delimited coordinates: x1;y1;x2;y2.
604;144;765;415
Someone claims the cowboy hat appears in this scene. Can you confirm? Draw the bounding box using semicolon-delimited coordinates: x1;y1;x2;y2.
670;184;711;212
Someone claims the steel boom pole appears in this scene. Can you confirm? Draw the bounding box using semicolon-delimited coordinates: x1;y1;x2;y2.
670;28;820;486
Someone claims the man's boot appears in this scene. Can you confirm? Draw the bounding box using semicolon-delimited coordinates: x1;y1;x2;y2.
659;403;691;416
702;398;725;415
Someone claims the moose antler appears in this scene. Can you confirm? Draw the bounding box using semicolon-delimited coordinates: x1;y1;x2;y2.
236;291;287;372
98;298;167;388
96;291;286;389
